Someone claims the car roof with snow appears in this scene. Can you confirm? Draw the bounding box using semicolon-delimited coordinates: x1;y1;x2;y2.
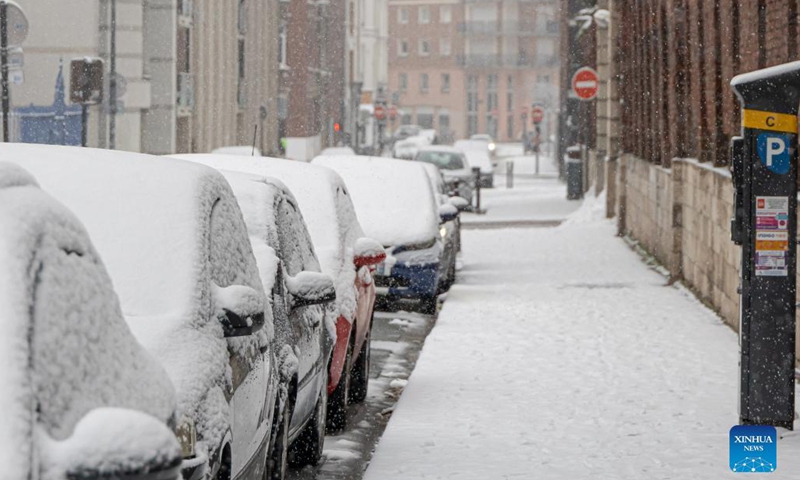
312;155;439;247
0;162;176;478
320;147;356;156
0;145;265;442
211;145;262;157
417;145;464;155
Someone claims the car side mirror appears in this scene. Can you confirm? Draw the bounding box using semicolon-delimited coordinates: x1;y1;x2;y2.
42;408;182;480
286;271;337;308
213;284;266;338
354;237;386;268
448;196;470;212
439;203;459;223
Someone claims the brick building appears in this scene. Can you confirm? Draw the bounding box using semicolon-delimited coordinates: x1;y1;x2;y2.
574;0;800;357
279;0;347;160
388;0;560;143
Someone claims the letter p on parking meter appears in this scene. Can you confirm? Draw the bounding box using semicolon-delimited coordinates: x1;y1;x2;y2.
731;62;800;430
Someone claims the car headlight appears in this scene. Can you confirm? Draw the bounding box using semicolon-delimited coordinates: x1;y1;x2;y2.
488;143;496;151
440;227;447;238
174;416;197;458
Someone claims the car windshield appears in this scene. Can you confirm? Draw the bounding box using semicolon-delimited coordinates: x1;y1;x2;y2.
416;151;465;170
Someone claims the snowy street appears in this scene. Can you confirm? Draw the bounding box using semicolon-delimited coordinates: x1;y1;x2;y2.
363;153;800;479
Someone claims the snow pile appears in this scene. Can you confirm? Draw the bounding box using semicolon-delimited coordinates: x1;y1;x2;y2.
39;408;181;480
312;156;439;248
0;164;176;478
365;217;800;478
560;189;607;227
0;144;265;459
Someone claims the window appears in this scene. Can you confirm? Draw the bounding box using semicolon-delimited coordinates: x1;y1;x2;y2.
398;7;409;24
278;22;287;67
486;74;498;138
401;113;412;125
439;113;450;131
507;75;514;110
440;5;452;24
419;39;430;56
420;73;429;93
440;38;451;56
399;72;408;92
441;73;450;93
419;6;430;24
417;113;434;128
467;75;479;136
398;39;409;57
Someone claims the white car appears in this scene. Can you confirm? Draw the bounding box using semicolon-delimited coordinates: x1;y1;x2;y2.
0;144;278;480
414;145;475;204
0;163;181;480
320;146;356;156
454;139;495;188
212;145;263;157
393;135;430;160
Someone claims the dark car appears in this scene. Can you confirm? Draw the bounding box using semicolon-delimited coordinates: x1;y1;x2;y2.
0;163;182;480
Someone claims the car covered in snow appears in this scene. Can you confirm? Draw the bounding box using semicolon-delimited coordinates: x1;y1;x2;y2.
0;144;279;480
212;145;263;157
172;155;385;434
0;163;182;480
469;133;497;164
414;146;475;205
393;135;430;160
454;139;495;188
171;155;338;469
312;156;459;314
418;161;469;257
320;146;356;156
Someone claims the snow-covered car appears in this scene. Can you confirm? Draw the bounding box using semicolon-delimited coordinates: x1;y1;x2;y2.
175;155;385;434
1;144;278;480
414;146;475;205
320;146;356;156
393;135;430;160
455;139;495;188
171;155;337;469
212;145;263;157
392;124;422;144
420;128;438;144
469;133;497;164
418;161;466;269
0;163;181;480
313;156;459;314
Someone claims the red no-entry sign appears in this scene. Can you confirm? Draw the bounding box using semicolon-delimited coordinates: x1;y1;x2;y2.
531;106;545;124
374;104;386;120
571;67;599;101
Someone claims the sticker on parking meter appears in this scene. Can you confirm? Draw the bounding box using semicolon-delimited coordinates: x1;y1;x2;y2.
755;196;790;276
756;133;793;175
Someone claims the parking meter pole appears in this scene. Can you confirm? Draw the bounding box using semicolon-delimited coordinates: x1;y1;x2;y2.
731;62;800;430
80;104;88;147
506;160;514;189
472;166;481;213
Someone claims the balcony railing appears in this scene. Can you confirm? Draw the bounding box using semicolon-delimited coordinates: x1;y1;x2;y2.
177;72;195;114
456;54;560;69
457;20;559;37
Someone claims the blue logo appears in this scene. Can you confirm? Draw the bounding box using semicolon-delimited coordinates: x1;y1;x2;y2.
756;133;793;175
730;425;777;473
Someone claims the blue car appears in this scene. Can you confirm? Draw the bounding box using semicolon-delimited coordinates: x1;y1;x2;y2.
312;155;460;314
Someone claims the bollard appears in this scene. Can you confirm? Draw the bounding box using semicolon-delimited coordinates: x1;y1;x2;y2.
472;166;482;212
566;145;583;200
731;61;800;430
506;160;514;189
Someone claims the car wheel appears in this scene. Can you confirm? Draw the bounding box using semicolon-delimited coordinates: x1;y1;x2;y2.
289;378;327;467
326;342;352;433
420;294;438;315
266;398;290;480
349;324;371;404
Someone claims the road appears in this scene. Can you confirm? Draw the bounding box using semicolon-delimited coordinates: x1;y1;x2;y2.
287;306;437;480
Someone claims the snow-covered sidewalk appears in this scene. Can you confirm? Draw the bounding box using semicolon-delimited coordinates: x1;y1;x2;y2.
364;196;800;479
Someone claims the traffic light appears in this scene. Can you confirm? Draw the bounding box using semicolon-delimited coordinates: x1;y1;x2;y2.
334;122;341;132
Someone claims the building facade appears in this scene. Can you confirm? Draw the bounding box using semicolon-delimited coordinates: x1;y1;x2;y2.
387;0;559;143
12;0;281;156
278;0;348;161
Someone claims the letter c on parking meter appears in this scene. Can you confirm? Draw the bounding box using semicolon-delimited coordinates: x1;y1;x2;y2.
731;61;800;430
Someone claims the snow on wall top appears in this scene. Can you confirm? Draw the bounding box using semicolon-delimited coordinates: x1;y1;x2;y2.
312;155;439;248
0;166;176;478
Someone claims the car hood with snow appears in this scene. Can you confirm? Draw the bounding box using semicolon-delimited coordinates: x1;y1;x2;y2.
0;144;268;460
312;155;440;248
0;163;177;479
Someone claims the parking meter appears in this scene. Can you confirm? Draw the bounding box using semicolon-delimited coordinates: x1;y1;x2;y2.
731;61;800;430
